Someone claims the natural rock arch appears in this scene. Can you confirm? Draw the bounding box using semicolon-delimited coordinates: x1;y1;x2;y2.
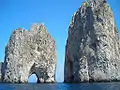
28;62;49;83
28;73;38;83
2;23;56;83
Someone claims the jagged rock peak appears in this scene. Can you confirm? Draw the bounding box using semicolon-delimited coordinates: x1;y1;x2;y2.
82;0;107;7
30;23;47;34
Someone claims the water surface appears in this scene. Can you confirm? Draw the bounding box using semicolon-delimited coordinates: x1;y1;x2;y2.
0;82;120;90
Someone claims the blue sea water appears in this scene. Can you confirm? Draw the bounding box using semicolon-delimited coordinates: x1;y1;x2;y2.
0;82;120;90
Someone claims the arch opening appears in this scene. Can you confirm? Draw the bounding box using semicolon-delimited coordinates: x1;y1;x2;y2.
28;73;38;83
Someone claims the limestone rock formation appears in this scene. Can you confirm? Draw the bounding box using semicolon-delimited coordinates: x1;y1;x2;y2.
0;62;3;82
3;23;56;83
64;0;120;82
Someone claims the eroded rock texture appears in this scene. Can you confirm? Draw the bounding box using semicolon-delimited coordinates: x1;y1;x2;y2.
3;24;56;83
64;0;120;82
0;62;3;82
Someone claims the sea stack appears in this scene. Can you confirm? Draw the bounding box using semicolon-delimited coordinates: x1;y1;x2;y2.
64;0;120;82
3;24;57;83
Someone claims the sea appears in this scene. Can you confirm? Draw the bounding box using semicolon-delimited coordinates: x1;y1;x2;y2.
0;82;120;90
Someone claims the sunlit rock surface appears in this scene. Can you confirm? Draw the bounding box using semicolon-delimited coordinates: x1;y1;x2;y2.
3;23;57;83
64;0;120;82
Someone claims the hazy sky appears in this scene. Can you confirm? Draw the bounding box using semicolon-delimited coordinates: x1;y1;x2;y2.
0;0;120;82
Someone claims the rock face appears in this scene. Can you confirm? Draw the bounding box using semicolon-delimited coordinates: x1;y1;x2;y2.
64;0;120;82
3;24;56;83
0;62;3;82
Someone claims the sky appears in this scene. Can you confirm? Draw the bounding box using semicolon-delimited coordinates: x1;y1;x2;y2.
0;0;120;82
